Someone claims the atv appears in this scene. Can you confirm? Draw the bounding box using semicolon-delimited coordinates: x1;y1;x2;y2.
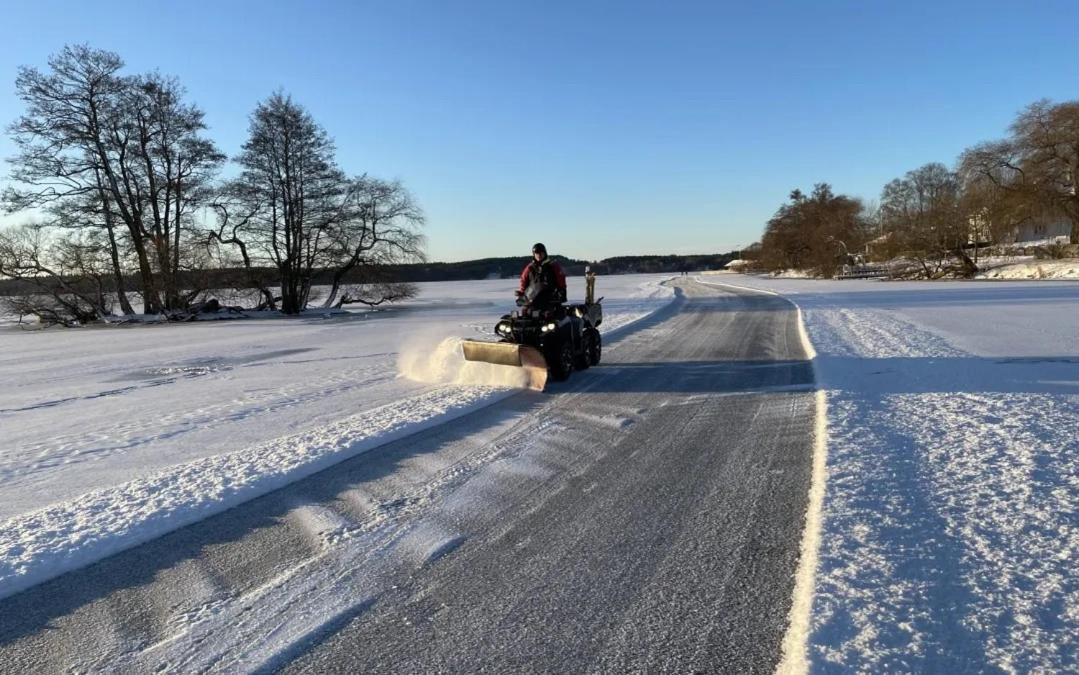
461;274;602;390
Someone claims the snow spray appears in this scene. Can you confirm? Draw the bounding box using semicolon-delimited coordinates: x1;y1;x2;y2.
398;337;534;389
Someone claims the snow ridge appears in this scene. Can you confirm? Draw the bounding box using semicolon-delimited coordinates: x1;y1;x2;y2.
0;385;510;601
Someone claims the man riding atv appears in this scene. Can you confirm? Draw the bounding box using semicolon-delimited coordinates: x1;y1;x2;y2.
516;242;567;310
460;242;602;389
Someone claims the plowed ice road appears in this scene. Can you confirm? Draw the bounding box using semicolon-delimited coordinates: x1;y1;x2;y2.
0;279;817;673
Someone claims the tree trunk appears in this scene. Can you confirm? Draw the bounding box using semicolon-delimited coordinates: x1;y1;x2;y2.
280;274;301;314
953;247;978;278
322;273;345;309
130;236;161;314
105;222;135;315
95;170;135;315
173;180;183;306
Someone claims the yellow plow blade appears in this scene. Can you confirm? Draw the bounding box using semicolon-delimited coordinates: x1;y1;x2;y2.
461;340;549;391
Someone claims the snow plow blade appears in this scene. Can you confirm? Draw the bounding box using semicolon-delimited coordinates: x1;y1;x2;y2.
461;340;548;391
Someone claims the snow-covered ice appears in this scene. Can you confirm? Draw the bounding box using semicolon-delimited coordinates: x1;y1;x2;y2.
703;273;1078;673
4;267;1075;672
0;274;674;600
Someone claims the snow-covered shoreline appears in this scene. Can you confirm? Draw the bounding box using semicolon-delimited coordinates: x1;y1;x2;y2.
702;273;1078;673
0;275;675;601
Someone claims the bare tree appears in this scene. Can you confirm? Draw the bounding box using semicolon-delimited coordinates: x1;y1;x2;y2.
0;224;115;325
3;47;135;312
224;93;345;314
960;100;1079;244
958;170;1030;250
320;177;425;308
219;93;425;313
124;72;225;309
3;45;223;314
207;196;277;310
880;163;976;277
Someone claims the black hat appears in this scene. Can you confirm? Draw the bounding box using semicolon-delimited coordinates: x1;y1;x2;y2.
532;242;547;255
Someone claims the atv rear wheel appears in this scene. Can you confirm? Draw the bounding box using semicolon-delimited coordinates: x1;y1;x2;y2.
587;329;602;366
549;339;575;382
575;331;593;370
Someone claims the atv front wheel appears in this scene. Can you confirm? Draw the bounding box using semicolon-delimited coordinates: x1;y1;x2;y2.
549;339;575;381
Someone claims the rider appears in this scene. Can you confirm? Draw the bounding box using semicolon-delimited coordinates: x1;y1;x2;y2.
517;242;567;309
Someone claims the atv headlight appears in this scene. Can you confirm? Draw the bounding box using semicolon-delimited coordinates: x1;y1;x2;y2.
496;321;511;335
541;322;557;333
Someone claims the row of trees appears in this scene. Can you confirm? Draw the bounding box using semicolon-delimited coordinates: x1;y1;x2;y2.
0;45;424;324
753;98;1079;277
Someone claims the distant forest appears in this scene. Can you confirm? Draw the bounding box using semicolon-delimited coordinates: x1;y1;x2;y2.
748;98;1079;279
392;252;738;281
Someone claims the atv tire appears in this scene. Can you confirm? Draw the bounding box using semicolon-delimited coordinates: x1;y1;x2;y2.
587;329;602;366
549;339;575;382
575;331;593;370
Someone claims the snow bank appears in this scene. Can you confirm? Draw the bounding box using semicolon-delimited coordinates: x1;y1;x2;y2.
0;385;514;600
976;258;1079;280
772;269;817;279
595;275;675;334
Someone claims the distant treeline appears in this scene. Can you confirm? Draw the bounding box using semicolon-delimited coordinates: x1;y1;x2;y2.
748;98;1079;279
0;252;737;297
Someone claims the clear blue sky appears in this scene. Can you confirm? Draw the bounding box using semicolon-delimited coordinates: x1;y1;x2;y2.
1;1;1076;261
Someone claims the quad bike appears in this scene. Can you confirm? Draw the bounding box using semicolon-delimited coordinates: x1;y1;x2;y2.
461;271;602;390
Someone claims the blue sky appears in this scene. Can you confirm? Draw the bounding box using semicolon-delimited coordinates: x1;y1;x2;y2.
1;1;1076;261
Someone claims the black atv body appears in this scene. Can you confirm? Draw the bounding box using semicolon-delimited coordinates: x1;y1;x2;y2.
493;300;603;381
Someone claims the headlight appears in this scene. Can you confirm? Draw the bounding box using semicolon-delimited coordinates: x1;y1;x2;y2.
496;321;511;334
541;322;557;333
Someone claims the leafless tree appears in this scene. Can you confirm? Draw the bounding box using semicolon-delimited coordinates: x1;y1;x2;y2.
0;224;115;325
880;163;976;277
960;100;1079;244
123;72;225;308
223;93;348;314
218;93;425;313
207;196;278;310
3;45;223;314
320;177;425;308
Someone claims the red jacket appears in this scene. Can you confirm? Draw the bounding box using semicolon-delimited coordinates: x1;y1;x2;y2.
519;258;567;301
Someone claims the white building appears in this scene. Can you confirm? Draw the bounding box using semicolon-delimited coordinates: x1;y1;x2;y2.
1008;218;1072;245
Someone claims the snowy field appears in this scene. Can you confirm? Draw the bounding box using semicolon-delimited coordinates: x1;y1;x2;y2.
702;273;1078;673
3;270;1076;672
0;274;674;600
